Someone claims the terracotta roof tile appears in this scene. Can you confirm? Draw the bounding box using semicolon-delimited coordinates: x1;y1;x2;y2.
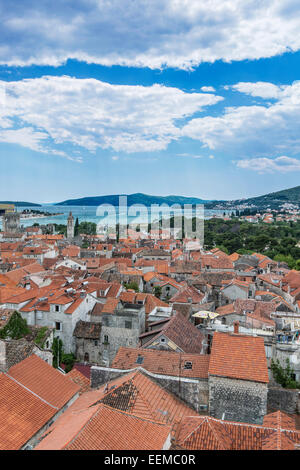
8;354;80;408
112;347;210;379
0;372;55;450
209;331;269;383
176;413;300;450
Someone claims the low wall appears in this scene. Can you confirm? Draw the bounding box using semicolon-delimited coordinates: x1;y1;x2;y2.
267;386;300;414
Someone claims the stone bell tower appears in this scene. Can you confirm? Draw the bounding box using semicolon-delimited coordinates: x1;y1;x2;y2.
67;212;75;239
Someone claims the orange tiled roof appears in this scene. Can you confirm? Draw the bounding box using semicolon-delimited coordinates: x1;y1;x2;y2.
175;414;300;450
8;354;80;409
35;369;198;450
112;347;210;379
101;297;120;314
208;331;269;383
0;372;56;450
67;369;91;395
36;403;171;450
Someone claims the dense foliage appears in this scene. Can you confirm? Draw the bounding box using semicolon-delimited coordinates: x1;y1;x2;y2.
51;337;75;372
52;337;63;369
54;221;97;236
0;311;30;340
34;326;48;348
271;358;300;389
124;281;139;292
202;218;300;269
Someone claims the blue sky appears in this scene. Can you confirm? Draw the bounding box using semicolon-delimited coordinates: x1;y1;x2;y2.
0;0;300;203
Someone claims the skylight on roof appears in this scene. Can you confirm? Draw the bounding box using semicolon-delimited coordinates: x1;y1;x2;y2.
184;361;193;370
136;355;144;364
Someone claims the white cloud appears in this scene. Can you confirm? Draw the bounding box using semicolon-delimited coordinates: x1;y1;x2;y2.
234;156;300;173
201;86;216;93
0;75;222;155
230;82;283;99
182;80;300;158
176;153;203;159
1;1;300;69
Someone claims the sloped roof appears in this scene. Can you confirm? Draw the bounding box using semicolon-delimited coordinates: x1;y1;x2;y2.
8;354;80;408
112;347;210;379
175;414;300;450
35;369;198;450
142;312;205;354
36;403;171;450
0;372;55;450
208;331;269;383
67;369;91;395
73;320;101;339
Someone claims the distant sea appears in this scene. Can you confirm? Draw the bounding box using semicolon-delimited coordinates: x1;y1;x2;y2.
0;205;233;230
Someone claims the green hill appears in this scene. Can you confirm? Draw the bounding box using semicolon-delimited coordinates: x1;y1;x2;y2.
234;185;300;208
55;193;216;207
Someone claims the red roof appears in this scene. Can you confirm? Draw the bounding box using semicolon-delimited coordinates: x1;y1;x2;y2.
8;354;80;408
112;347;210;379
175;414;300;450
208;331;269;383
36;403;171;450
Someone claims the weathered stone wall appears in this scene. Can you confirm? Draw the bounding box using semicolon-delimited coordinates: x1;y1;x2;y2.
267;386;300;414
75;337;102;364
91;366;124;387
0;339;53;371
100;327;141;365
91;365;209;412
209;375;268;424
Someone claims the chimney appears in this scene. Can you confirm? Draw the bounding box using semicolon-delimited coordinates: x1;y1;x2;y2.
233;321;239;334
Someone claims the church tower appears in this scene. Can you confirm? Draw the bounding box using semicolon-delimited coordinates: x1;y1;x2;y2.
67;212;75;239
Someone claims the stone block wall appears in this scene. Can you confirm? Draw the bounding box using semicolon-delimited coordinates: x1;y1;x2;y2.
209;375;268;424
91;365;209;413
267;386;300;415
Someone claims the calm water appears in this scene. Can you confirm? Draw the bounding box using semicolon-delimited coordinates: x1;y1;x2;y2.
0;205;233;229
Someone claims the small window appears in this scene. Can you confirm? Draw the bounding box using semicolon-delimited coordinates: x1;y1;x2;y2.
55;322;61;331
94;340;98;346
160;337;166;343
55;305;60;312
104;335;109;343
136;355;144;364
125;321;132;329
184;361;193;370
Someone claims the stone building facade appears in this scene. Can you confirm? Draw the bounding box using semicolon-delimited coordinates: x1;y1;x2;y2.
73;320;102;364
100;304;146;365
208;375;268;424
3;212;21;233
67;212;75;239
0;337;53;371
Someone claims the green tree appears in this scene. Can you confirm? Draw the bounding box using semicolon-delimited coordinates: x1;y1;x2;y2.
61;353;76;373
124;281;139;293
74;217;79;236
78;221;97;235
0;311;30;340
52;337;63;369
271;358;300;389
154;286;162;298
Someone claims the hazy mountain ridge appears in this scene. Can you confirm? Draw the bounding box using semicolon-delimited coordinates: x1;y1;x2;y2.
54;186;300;208
0;201;42;207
